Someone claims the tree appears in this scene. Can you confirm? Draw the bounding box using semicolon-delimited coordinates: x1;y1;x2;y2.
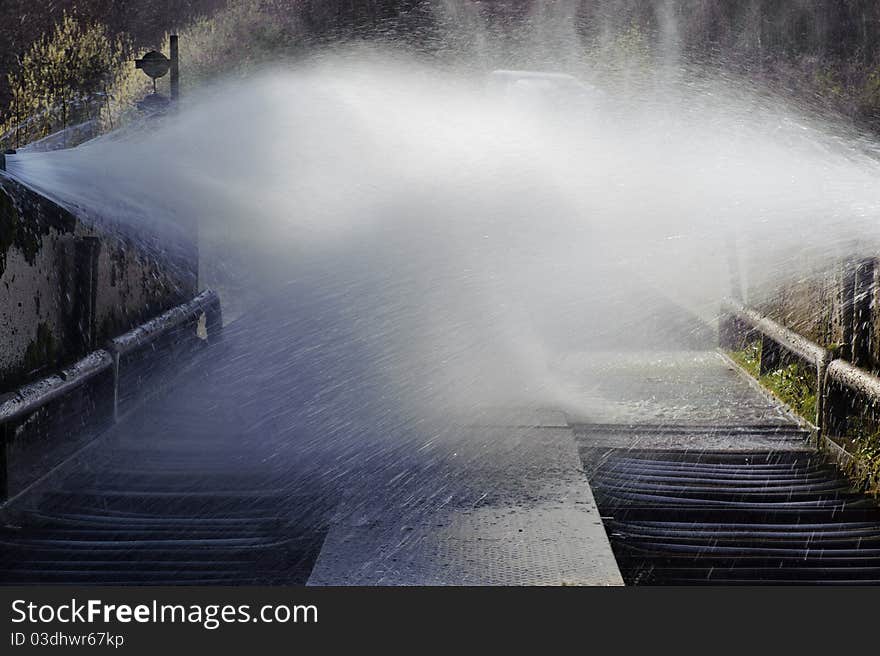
2;12;123;147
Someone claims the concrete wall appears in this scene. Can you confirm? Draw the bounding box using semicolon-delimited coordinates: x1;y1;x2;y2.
747;254;880;368
1;174;197;391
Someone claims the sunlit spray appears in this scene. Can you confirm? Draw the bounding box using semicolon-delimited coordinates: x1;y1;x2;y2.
7;41;880;427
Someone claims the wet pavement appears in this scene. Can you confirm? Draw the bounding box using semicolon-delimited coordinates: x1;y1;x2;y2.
565;350;808;449
0;329;841;585
0;288;624;586
309;421;621;585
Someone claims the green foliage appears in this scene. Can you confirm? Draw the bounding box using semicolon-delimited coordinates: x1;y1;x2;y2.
10;1;880;141
859;68;880;119
730;341;880;494
761;362;817;422
99;0;305;134
2;1;307;149
729;341;761;378
1;12;126;147
840;414;880;495
852;434;880;495
814;68;844;100
728;340;817;421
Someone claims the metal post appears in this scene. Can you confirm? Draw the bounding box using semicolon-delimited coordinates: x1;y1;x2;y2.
0;149;13;172
852;257;875;368
822;378;850;442
718;310;735;350
820;378;833;443
816;352;831;449
759;337;781;375
719;315;749;351
206;299;223;344
170;35;179;101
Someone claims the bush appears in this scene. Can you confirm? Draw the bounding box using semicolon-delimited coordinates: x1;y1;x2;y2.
852;434;880;495
98;0;307;134
761;361;817;422
1;12;127;148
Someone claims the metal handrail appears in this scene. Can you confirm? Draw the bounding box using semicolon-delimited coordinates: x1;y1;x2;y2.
1;290;222;502
720;298;833;443
826;359;880;400
720;297;830;367
107;289;221;356
0;350;112;425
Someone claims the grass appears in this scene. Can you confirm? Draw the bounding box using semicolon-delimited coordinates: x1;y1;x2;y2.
728;341;760;378
729;339;880;495
761;362;818;422
728;341;817;421
840;415;880;496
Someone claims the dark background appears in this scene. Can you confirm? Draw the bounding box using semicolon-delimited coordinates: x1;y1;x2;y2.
5;2;880;131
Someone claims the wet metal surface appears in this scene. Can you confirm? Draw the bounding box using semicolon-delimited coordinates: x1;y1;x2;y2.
587;449;880;585
0;291;622;586
575;351;880;585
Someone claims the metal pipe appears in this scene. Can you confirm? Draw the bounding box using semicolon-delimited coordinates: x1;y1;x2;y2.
0;291;218;427
169;35;179;101
0;350;113;426
107;289;220;420
1;291;222;502
816;351;832;447
107;289;220;357
720;298;832;435
826;358;880;401
851;257;876;368
720;297;829;367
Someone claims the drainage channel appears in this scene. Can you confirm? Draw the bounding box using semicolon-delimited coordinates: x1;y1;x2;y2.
0;434;333;585
578;427;880;585
0;366;336;585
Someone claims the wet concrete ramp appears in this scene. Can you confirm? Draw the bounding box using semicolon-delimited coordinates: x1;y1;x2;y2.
308;421;622;586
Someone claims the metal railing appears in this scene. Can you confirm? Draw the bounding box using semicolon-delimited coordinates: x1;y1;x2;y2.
107;289;221;421
721;297;880;454
720;297;831;436
0;289;221;502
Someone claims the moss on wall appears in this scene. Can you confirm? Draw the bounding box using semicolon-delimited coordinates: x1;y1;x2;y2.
2;175;195;391
1;178;76;278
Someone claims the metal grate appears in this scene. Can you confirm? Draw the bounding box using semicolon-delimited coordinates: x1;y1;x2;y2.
585;448;880;585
